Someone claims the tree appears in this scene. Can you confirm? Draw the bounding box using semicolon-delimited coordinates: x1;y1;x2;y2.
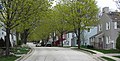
0;0;50;56
15;0;50;45
116;33;120;50
57;0;99;49
50;4;73;46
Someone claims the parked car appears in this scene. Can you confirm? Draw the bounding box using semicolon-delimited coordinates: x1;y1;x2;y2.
46;44;51;47
36;43;41;47
45;41;52;47
33;42;37;44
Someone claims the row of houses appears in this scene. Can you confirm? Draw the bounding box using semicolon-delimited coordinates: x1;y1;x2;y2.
47;7;120;50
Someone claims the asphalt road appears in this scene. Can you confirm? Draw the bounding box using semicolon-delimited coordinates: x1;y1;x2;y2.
22;43;99;61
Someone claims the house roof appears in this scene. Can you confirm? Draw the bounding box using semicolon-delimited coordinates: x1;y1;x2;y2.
107;12;120;28
89;32;103;39
107;12;120;22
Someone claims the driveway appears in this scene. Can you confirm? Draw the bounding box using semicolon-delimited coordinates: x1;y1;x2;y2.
21;43;99;61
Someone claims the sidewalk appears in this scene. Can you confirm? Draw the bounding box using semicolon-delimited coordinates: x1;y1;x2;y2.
81;48;120;61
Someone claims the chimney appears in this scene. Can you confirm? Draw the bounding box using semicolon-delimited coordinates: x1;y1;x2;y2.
102;7;109;13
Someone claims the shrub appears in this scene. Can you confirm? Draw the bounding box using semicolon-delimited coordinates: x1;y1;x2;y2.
87;45;94;49
116;33;120;50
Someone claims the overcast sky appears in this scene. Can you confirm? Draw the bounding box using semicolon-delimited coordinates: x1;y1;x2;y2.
52;0;118;11
96;0;118;11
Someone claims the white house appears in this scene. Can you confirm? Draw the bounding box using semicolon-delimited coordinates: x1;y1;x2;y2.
0;22;16;47
63;32;77;46
82;27;97;45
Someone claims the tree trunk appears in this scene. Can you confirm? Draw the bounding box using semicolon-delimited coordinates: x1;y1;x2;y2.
16;32;19;45
61;32;63;47
5;28;10;56
24;29;29;44
21;29;29;45
77;28;81;49
20;33;24;44
52;32;54;46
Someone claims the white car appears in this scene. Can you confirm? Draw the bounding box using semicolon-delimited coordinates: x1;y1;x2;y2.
36;43;41;47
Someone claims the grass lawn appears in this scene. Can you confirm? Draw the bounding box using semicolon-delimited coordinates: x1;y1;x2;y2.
81;45;120;54
101;56;115;61
93;49;120;54
113;56;120;58
0;55;20;61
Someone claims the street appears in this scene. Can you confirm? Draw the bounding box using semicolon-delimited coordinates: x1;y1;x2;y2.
21;43;99;61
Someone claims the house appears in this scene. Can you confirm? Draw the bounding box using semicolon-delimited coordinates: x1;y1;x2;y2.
90;7;120;49
81;27;97;46
0;2;16;47
0;22;16;47
63;31;78;46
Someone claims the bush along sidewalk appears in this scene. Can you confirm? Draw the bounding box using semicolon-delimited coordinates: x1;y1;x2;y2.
0;46;31;61
13;46;30;54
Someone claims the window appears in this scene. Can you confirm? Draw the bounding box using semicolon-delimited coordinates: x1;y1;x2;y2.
106;36;109;44
114;22;117;29
68;33;69;38
108;36;111;43
109;22;110;29
98;24;102;31
106;22;110;30
100;24;102;31
106;36;110;44
106;23;108;30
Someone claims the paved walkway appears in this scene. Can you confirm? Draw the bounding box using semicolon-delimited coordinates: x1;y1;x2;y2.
81;48;120;61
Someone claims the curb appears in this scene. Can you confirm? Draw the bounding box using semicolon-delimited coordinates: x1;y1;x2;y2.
71;48;103;61
15;48;32;61
15;46;35;61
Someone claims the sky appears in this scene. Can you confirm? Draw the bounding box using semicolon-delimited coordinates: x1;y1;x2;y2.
52;0;118;11
96;0;118;11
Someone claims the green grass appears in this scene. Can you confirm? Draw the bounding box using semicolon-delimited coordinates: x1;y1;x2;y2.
0;55;20;61
101;56;115;61
113;56;120;58
81;45;120;54
12;47;30;54
93;49;120;54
